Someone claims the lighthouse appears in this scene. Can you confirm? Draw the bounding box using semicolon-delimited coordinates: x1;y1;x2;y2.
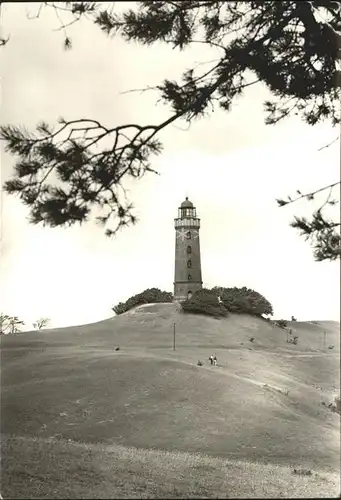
173;197;203;302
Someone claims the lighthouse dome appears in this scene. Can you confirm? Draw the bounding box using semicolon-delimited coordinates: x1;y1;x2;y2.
180;197;193;208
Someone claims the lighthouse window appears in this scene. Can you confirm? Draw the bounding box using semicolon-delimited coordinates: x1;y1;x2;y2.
186;231;191;239
188;274;192;281
187;245;192;254
187;260;192;268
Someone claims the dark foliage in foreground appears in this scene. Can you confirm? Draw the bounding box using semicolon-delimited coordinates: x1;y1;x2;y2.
1;2;340;260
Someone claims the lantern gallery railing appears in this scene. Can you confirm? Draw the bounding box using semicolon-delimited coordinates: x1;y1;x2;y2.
174;218;200;228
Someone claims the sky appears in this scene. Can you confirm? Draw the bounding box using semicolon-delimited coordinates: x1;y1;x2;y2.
0;2;340;330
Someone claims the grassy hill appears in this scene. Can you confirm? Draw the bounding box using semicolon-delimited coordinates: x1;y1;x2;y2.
1;303;340;498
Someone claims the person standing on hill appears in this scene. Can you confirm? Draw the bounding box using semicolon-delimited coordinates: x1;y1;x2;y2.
213;355;217;366
209;355;213;365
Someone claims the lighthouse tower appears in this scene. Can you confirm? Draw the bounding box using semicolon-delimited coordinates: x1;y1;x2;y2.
174;197;203;302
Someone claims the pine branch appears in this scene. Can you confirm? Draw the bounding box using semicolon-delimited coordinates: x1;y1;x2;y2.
276;181;340;207
291;213;341;261
1;1;340;259
1;61;231;235
317;135;340;151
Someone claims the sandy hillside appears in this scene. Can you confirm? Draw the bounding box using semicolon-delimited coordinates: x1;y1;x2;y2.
1;304;340;498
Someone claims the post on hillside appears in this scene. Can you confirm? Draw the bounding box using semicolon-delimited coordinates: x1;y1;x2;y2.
173;322;176;351
323;330;326;350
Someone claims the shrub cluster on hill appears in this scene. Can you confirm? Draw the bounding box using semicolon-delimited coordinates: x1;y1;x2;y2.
276;319;288;329
112;288;173;315
211;286;273;316
322;396;341;415
181;289;229;318
112;285;274;320
181;286;273;319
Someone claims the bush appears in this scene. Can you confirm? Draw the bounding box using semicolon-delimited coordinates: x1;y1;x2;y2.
287;336;298;344
181;286;273;319
197;360;203;366
112;288;173;315
326;397;340;414
292;468;312;476
291;315;297;321
276;319;288;329
211;286;273;317
181;289;229;318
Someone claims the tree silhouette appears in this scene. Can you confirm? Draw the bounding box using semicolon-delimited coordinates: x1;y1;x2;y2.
1;1;340;258
33;317;50;330
0;313;25;334
8;316;25;334
0;313;11;334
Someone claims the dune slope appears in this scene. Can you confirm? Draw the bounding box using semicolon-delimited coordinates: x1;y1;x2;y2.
1;304;340;498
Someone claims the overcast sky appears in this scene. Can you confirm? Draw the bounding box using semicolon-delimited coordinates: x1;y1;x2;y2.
0;2;340;329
